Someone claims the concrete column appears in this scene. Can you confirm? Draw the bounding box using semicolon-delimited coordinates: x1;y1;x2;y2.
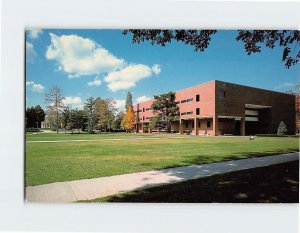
194;117;199;135
240;117;245;136
213;117;218;136
180;119;183;134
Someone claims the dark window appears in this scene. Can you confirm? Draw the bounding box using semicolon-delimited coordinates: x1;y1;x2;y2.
181;100;187;103
185;122;189;128
196;108;200;115
219;90;226;98
207;120;211;128
181;112;187;115
143;108;145;112
143;116;145;121
196;94;200;102
187;98;193;102
175;101;180;104
198;121;201;128
187;111;193;115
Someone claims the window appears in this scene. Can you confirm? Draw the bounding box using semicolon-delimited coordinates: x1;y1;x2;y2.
181;112;187;115
187;111;193;115
143;116;145;121
207;120;211;128
196;108;200;115
185;122;189;128
196;94;200;102
187;98;193;102
175;101;180;104
219;90;226;98
198;121;201;128
181;100;187;104
143;108;145;112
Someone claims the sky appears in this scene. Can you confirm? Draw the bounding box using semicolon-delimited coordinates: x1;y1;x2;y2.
26;29;299;112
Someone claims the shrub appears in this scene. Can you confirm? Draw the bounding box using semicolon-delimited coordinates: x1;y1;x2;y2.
277;121;288;135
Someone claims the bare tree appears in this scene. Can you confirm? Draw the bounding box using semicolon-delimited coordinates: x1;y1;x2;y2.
45;85;64;134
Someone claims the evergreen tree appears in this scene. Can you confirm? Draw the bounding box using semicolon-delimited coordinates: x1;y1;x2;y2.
125;91;133;111
151;92;179;133
25;105;46;128
84;97;97;134
61;107;71;133
277;121;288;135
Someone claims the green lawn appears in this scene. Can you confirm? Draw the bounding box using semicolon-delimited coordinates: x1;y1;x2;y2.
25;133;299;186
85;161;299;203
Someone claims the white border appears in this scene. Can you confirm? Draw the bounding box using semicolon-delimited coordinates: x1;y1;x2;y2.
1;0;299;232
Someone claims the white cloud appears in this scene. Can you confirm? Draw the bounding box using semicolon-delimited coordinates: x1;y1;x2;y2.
46;33;125;77
87;78;102;87
32;84;45;92
136;95;151;103
26;81;34;86
104;64;161;92
62;96;83;109
27;29;43;39
62;96;82;105
114;99;126;111
152;64;161;75
26;42;37;63
26;81;44;92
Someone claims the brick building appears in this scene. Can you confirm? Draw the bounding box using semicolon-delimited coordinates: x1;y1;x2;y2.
133;80;296;135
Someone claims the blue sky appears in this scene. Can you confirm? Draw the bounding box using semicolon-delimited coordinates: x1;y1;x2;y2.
26;29;299;111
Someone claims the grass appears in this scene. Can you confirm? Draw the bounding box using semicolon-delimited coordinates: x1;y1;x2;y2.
25;133;299;186
85;161;299;203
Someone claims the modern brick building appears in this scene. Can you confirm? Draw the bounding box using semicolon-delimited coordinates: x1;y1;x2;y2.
133;80;296;136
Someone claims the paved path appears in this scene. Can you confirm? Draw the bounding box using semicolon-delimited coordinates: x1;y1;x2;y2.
26;136;192;143
26;152;299;203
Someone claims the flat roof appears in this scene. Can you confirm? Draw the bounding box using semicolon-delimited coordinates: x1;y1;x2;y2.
134;79;294;105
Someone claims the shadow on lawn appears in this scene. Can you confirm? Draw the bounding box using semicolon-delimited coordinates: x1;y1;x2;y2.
98;159;299;203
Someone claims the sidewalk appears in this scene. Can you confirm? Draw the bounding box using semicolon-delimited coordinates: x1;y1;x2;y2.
26;152;299;203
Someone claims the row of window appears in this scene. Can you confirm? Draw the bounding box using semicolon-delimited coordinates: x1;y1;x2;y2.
181;108;200;116
135;91;227;114
135;107;152;113
137;108;201;119
176;94;201;105
185;120;211;128
181;111;193;116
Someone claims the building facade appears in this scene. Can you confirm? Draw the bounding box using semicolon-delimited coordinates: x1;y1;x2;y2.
133;80;296;135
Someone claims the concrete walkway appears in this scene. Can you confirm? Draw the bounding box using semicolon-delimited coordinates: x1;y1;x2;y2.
26;152;299;203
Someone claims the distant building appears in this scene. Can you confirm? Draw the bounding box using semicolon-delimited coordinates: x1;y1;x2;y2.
41;115;50;128
133;80;296;135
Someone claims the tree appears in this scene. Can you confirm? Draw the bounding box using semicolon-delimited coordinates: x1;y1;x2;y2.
123;30;300;69
121;116;126;130
45;85;64;134
61;107;71;133
277;121;288;135
125;91;133;111
34;105;46;128
149;116;159;133
151;92;179;133
84;97;98;134
69;109;87;134
25;105;45;128
124;106;135;133
112;111;125;130
94;98;117;132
